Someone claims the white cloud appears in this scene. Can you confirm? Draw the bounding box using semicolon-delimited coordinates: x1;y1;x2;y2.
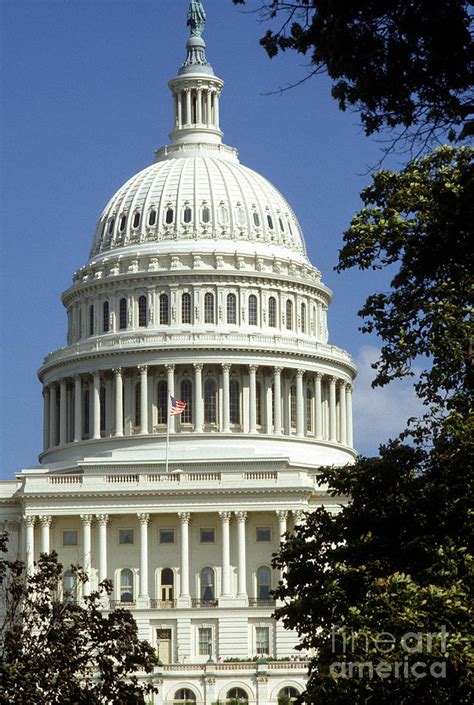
352;344;424;456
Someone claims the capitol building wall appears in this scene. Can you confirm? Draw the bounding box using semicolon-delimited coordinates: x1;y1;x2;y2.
0;4;356;703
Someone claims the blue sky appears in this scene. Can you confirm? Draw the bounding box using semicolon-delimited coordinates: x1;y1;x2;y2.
0;0;421;478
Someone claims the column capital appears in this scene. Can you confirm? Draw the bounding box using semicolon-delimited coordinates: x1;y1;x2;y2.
338;378;347;389
42;386;50;397
80;514;94;526
273;366;283;375
234;511;248;522
296;369;304;379
24;515;36;527
314;371;323;380
193;362;203;372
219;511;232;522
165;363;176;372
293;510;305;523
112;367;123;377
329;376;338;385
346;383;353;393
137;512;150;525
222;363;231;373
138;364;148;375
248;364;258;374
39;515;52;528
276;510;289;521
96;513;109;526
178;511;191;524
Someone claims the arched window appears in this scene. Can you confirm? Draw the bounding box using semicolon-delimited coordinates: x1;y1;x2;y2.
226;688;248;703
204;293;214;324
227;293;237;324
89;304;94;336
100;386;106;433
290;384;296;429
202;205;211;223
236;206;245;226
120;568;134;603
161;568;174;605
148;209;157;226
306;386;314;434
253;211;260;227
157;380;168;425
204;379;217;424
301;302;306;333
181;293;191;324
200;567;215;603
268;297;277;328
103;301;109;333
257;566;272;601
286;300;293;330
183;206;192;223
165;207;174;225
138;295;147;327
267;214;274;229
132;211;141;229
256;381;262;427
230;379;240;425
248;295;257;326
279;687;300;702
180;379;192;424
83;389;90;437
134;382;141;428
218;204;229;224
119;298;127;330
174;689;196;704
108;218;115;234
119;214;127;232
63;569;76;604
160;293;169;325
279;217;285;232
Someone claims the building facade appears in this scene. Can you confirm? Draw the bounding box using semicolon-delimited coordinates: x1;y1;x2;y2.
0;3;356;704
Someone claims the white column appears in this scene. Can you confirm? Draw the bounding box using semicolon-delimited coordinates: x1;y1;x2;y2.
113;367;123;437
296;369;304;437
178;512;191;603
49;383;57;448
293;510;305;528
214;90;220;127
222;364;230;432
219;512;232;597
339;381;347;445
346;383;353;447
81;514;93;597
138;513;150;603
185;89;191;125
177;90;183;127
235;511;247;599
74;375;82;442
43;387;50;451
138;365;149;435
194;363;203;432
96;514;109;584
59;379;67;445
314;373;323;440
92;371;101;440
166;364;176;433
39;515;52;553
283;378;290;435
24;515;35;574
276;510;288;541
196;88;202;123
206;90;212;125
273;367;282;435
249;365;257;434
329;377;337;442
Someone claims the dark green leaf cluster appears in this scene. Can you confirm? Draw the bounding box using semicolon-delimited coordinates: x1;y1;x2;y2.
232;1;474;142
0;540;158;705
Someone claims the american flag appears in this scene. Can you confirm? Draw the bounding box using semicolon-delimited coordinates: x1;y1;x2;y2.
170;395;187;416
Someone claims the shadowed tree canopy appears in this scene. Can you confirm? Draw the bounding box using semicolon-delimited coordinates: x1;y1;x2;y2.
232;0;474;144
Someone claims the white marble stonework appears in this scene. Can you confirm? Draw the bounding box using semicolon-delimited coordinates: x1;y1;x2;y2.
0;4;357;705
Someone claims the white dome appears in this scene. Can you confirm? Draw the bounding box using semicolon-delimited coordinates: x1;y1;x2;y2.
89;145;308;263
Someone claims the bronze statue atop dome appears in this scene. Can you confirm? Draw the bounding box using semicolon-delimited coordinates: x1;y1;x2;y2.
187;1;206;38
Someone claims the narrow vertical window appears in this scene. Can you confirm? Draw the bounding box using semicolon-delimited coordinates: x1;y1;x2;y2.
157;381;168;424
227;293;236;324
204;378;216;424
256;626;270;655
301;302;306;333
181;293;191;324
132;211;141;229
202;206;211;223
183;206;192;223
103;301;109;333
230;379;240;424
266;214;274;229
165;208;174;225
89;304;94;336
148;209;157;226
268;297;276;328
119;298;127;330
248;294;257;326
256;381;262;426
253;211;260;226
100;386;106;433
63;570;77;604
138;295;147;327
83;389;90;437
200;567;215;603
286;300;293;330
180;379;192;424
160;294;169;325
290;384;296;429
135;382;141;428
204;293;214;324
120;569;134;603
306;386;314;433
119;215;127;232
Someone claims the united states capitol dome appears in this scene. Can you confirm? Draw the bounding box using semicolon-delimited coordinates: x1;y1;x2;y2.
88;21;308;266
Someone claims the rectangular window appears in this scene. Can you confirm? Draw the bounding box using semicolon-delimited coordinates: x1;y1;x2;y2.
119;529;134;545
198;627;213;656
256;626;270;655
200;528;215;543
63;530;78;546
256;527;271;542
160;529;174;544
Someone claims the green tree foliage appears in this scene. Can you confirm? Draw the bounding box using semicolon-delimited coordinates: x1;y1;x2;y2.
0;539;158;704
232;0;474;142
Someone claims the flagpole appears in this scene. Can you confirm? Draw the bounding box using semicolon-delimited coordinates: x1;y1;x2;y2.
165;396;170;473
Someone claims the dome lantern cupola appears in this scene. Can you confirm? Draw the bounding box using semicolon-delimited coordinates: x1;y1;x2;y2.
168;1;224;146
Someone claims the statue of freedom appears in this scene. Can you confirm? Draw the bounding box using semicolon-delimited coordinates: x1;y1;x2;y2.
187;1;206;38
